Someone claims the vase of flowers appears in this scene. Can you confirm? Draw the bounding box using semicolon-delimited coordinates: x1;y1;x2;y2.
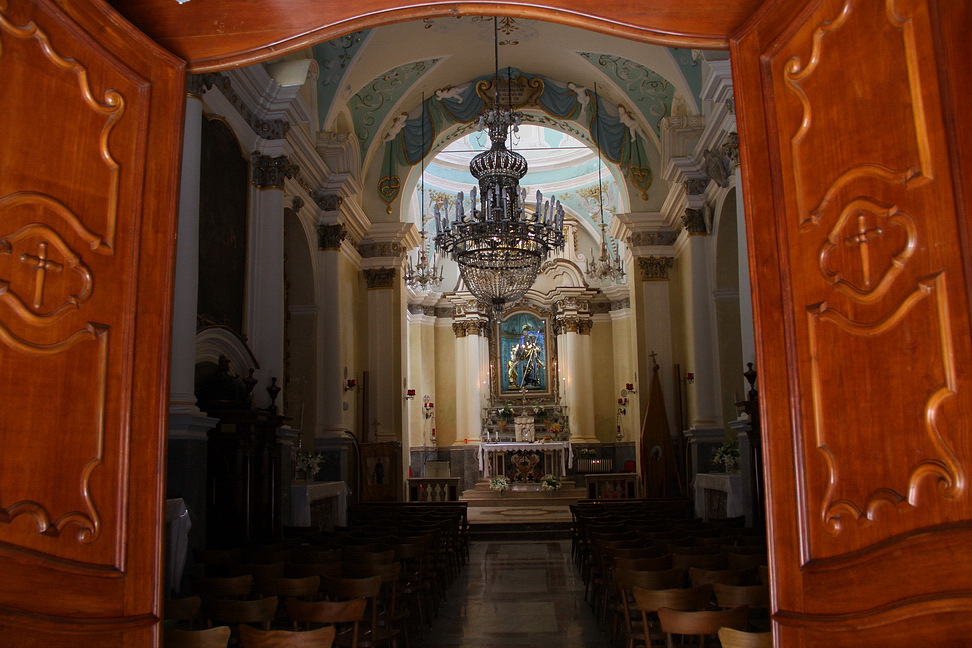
489;475;511;494
533;405;547;420
500;404;514;420
540;474;562;492
712;438;740;472
295;451;324;482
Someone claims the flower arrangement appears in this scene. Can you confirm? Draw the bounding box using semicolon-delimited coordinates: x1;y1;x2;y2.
500;404;514;420
540;474;562;491
489;475;511;492
712;438;740;471
548;422;563;435
295;451;324;479
579;448;596;457
533;405;547;418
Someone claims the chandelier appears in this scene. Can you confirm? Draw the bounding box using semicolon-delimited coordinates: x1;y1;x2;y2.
405;92;444;291
434;18;565;310
586;83;625;284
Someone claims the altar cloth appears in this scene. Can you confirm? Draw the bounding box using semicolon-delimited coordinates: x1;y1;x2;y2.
478;441;573;478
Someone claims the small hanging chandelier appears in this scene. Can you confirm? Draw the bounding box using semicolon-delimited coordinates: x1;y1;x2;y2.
405;93;444;292
586;83;626;284
434;17;564;311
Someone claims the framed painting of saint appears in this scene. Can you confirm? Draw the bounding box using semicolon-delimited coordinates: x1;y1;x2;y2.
498;311;553;396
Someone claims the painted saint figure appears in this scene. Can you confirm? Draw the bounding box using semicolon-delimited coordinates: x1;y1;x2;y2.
510;324;545;389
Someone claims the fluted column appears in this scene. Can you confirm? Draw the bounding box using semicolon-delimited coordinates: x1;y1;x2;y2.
555;304;597;443
363;266;405;443
246;153;297;410
451;313;489;445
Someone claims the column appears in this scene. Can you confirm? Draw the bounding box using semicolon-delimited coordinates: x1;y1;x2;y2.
247;153;297;409
675;223;722;429
452;314;488;444
555;305;597;443
363;266;405;443
168;80;218;576
316;220;348;439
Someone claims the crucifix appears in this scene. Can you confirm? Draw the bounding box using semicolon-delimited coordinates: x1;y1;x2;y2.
649;350;658;367
845;213;883;287
20;240;62;308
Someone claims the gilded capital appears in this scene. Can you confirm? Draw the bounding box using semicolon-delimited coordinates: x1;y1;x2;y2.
251;154;298;189
363;267;396;289
638;256;675;281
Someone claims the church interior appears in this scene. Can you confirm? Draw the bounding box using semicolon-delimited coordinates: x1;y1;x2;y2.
171;16;756;544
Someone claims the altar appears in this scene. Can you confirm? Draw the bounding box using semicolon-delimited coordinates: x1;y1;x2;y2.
478;441;573;480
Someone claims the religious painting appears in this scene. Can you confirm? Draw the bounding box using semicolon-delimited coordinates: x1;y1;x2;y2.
498;311;552;396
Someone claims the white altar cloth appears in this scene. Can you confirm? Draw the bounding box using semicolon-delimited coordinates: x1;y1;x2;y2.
692;472;743;520
291;481;350;529
478;441;572;478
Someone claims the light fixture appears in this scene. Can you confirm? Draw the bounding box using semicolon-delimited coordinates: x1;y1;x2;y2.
344;379;357;392
434;17;565;311
405;92;444;291
586;82;626;284
405;388;416;401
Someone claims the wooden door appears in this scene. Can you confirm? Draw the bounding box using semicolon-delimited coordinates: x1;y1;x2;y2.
733;0;972;644
0;0;184;643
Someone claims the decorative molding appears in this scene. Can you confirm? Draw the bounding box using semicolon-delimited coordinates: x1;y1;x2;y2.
638;256;675;280
291;196;304;212
317;223;347;250
554;297;591;314
720;132;740;169
591;302;611;314
363;267;396;289
627;230;677;248
725;96;736;115
660;114;704;130
313;192;343;212
611;297;631;310
553;315;592;335
204;73;290;139
187;72;223;98
682;208;708;235
683;177;709;195
358;242;406;259
251;153;298;189
435;307;455;318
452;322;467;338
703;148;731;188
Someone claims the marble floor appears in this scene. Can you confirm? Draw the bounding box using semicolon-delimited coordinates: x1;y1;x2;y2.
420;539;610;648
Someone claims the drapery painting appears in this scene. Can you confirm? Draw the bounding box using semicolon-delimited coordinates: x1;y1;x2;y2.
499;312;550;394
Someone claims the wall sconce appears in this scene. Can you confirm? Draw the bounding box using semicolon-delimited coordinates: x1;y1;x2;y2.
625;383;636;393
617;395;628;416
344;379;357;392
423;397;435;419
405;389;416;401
686;372;695;384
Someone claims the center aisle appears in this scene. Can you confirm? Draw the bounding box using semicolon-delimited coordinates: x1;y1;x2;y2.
421;539;610;647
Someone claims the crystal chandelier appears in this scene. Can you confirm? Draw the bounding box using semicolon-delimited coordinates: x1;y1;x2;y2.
586;83;625;284
434;18;565;311
405;93;444;292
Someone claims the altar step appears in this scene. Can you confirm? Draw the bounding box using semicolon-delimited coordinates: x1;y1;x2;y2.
460;482;587;508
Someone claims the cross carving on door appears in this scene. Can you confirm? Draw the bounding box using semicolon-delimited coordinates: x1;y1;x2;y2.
844;213;883;288
20;240;63;308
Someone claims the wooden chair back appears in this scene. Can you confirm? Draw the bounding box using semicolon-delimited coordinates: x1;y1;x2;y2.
238;623;335;647
727;552;767;571
191;575;253;599
164;626;231;648
671;553;729;571
631;584;713;614
714;583;770;610
718;627;773;648
254;575;320;599
165;595;202;626
205;597;279;630
193;548;242;566
224;562;286;579
720;544;767;555
688;568;748;587
292;548;341;565
657;605;749;644
285;597;367;647
341;548;395;566
614;568;686;592
285;562;342;581
243;549;294;565
614;555;673;572
666;543;723;556
606;546;665;561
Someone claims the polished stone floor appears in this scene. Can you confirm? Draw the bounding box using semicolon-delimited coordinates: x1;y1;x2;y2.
420;539;610;648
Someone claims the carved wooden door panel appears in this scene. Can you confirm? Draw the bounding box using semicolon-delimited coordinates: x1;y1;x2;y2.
733;0;972;644
0;0;184;643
